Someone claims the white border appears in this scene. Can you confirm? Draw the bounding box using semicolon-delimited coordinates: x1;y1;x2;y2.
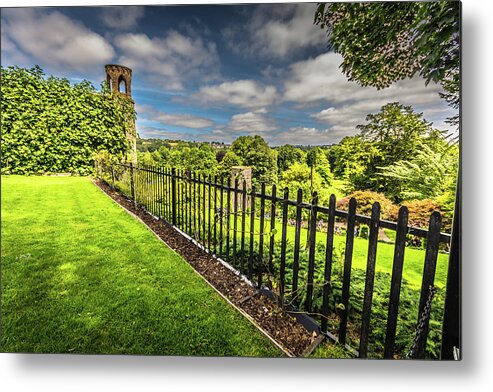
1;1;492;392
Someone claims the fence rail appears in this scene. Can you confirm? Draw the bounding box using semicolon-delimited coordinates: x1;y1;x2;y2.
97;161;457;359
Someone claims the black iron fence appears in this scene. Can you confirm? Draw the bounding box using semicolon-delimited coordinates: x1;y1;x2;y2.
96;161;459;359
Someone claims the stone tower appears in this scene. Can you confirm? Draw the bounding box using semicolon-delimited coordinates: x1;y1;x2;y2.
105;64;137;162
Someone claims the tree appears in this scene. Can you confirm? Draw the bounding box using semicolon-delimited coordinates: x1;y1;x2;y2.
215;147;229;164
276;144;305;176
230;135;278;185
186;144;218;176
218;150;242;179
280;162;322;203
306;147;333;187
379;140;459;204
1;66;134;175
315;1;460;126
327;136;379;192
353;102;440;198
136;138;171;153
358;102;435;162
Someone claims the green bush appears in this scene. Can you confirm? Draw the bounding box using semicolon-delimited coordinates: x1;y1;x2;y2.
1;65;135;175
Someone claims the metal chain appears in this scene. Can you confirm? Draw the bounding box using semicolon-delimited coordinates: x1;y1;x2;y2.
406;285;437;358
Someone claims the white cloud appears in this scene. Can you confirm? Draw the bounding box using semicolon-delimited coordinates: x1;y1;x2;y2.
223;3;326;59
229;109;277;133
284;52;445;105
283;52;456;135
100;6;145;30
262;126;351;147
193;80;277;108
114;30;220;90
1;8;115;71
153;113;213;129
137;104;214;129
137;125;232;143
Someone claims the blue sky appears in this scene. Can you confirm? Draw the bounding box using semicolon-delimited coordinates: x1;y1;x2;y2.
1;3;457;146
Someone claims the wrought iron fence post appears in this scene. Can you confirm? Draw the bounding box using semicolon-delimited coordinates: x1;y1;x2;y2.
129;162;136;205
441;166;461;360
171;167;177;225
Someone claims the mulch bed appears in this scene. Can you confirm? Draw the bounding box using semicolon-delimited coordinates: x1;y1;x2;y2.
95;180;314;357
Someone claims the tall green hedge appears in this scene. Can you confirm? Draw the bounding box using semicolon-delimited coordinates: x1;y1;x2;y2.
1;66;135;175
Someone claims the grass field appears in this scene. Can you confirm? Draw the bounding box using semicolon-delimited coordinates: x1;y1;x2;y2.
1;175;282;356
276;223;449;289
116;172;449;289
174;207;449;289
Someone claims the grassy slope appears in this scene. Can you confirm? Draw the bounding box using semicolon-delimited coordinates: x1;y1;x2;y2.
1;176;281;356
124;174;448;288
207;214;449;289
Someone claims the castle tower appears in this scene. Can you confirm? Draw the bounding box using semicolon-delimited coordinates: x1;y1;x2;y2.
105;64;137;162
105;64;133;98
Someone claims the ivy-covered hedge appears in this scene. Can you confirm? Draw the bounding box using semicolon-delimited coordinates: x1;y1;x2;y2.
1;66;135;175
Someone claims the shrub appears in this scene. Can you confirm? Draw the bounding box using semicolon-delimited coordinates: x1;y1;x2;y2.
337;190;398;220
401;198;452;231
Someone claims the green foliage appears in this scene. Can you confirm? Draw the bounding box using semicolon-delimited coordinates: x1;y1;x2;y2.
218;150;242;179
230;135;278;185
358;103;433;160
326;103;455;203
184;144;218;176
359;225;369;240
306;147;334;187
355;103;438;198
379;141;459;203
327;135;381;192
315;1;460;126
280;162;322;202
138;142;218;176
1;66;135;175
276;144;305;176
215;147;229;163
136;137;171;153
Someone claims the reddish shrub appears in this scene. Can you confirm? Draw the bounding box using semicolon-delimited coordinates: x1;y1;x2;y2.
337;191;398;221
402;199;451;230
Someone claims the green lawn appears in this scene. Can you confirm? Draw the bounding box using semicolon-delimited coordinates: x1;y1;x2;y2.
1;175;282;356
124;174;448;289
195;211;449;289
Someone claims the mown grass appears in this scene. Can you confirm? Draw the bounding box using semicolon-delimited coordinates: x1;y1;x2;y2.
118;173;449;288
1;175;282;356
190;211;449;289
269;222;448;289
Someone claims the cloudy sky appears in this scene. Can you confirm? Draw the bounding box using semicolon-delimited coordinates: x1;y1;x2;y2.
1;3;457;146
